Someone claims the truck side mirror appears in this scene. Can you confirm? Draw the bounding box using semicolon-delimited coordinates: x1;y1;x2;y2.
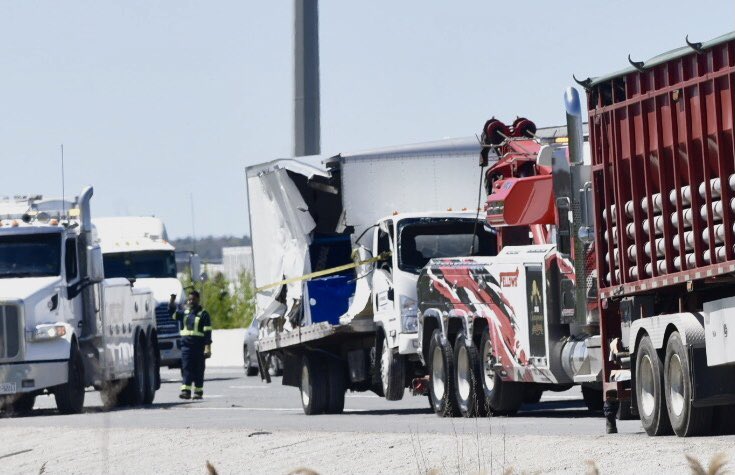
87;244;105;283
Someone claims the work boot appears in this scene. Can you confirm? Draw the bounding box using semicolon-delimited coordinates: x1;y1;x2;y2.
606;415;618;434
193;388;203;400
179;389;191;400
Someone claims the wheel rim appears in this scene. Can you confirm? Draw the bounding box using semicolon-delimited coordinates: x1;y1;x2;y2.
431;345;445;400
456;345;471;402
667;353;685;417
301;363;311;407
482;338;495;393
381;341;391;392
639;354;656;418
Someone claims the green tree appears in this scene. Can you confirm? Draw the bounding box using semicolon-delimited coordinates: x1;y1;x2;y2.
180;271;256;329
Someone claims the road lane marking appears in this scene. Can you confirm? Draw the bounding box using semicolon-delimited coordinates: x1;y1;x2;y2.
175;407;371;413
228;386;271;389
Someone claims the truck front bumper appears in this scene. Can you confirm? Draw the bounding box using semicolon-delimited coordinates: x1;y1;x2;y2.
0;360;68;395
158;336;182;367
398;333;419;355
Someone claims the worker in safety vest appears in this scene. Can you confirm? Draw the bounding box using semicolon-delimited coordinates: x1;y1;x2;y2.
169;290;212;400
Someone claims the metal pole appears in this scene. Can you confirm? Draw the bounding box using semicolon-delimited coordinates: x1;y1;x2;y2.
294;0;321;157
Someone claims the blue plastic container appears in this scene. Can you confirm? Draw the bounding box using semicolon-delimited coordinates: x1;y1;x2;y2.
307;275;356;325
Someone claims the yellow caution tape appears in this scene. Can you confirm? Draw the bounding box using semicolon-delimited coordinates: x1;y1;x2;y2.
255;251;391;293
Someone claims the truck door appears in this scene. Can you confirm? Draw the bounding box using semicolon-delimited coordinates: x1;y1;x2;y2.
61;237;83;331
372;221;399;345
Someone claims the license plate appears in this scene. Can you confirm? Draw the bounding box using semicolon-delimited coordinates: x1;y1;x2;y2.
0;382;17;394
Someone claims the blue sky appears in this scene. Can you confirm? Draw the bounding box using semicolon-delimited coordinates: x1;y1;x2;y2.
1;1;732;238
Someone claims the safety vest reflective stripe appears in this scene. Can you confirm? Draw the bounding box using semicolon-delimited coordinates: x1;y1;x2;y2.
181;314;205;337
202;326;212;331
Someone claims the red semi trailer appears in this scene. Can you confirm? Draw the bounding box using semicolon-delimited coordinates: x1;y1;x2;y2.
574;31;735;437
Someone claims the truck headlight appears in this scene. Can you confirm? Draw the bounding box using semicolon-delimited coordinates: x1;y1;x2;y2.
400;296;418;333
28;324;67;342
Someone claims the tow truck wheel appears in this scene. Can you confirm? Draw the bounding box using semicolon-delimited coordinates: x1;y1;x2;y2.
143;334;158;405
301;353;328;415
380;334;405;401
55;343;85;414
428;329;459;417
664;332;713;436
121;335;146;406
326;358;346;414
244;344;258;376
453;333;486;417
635;335;672;436
480;331;522;416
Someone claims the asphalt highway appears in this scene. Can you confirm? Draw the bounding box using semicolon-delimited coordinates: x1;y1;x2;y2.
1;367;643;437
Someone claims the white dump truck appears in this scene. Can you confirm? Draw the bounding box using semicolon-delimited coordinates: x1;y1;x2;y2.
248;138;496;413
93;216;184;368
0;188;159;415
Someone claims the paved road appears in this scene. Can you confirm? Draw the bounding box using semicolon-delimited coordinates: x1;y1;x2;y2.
1;367;643;436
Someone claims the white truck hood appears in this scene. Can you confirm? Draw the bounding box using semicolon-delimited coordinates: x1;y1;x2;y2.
0;276;63;301
132;278;183;305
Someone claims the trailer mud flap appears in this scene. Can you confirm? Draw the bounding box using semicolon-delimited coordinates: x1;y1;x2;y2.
691;347;735;407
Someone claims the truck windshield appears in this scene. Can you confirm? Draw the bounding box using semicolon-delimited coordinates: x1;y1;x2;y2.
398;219;497;273
103;251;177;279
0;233;62;278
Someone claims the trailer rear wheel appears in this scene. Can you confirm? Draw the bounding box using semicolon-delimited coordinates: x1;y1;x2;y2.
143;334;158;405
664;332;712;436
380;335;405;401
453;333;486;417
55;344;85;414
480;331;522;416
326;358;346;414
428;330;459;417
635;335;672;436
120;336;146;406
301;354;328;415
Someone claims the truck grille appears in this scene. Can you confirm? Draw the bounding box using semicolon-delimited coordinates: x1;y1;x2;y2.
155;303;180;337
0;305;21;359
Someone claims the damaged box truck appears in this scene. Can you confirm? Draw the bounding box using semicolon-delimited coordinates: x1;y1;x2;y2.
247;138;493;414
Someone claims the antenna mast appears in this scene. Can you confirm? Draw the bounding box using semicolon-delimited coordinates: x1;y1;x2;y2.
61;144;66;217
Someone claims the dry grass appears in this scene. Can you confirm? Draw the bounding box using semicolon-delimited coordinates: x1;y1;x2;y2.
686;453;728;475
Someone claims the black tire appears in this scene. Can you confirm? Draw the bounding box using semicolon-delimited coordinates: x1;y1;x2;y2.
326;358;346;414
55;343;86;414
143;334;158;405
635;335;672;436
121;336;146;406
5;394;36;416
246;365;259;377
523;385;544;405
300;353;328;415
453;333;486;417
479;331;522;416
581;385;604;412
428;329;459;417
369;344;385;397
378;335;405;401
664;332;713;437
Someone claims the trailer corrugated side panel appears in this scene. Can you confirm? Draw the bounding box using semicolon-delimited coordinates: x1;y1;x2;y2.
588;35;735;299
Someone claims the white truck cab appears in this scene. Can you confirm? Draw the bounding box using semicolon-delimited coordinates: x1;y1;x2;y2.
93;216;184;368
0;188;159;415
370;211;493;400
